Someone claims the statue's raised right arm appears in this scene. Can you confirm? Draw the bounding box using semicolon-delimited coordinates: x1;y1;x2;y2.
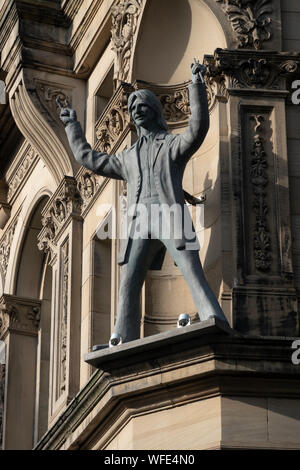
57;97;125;181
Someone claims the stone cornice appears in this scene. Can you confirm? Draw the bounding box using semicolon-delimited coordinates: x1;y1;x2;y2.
67;0;106;52
15;0;69;27
34;319;300;450
0;1;73;86
61;0;84;21
204;49;300;92
0;294;41;339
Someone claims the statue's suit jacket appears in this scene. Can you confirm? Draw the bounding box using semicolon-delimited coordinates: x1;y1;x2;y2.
65;81;209;267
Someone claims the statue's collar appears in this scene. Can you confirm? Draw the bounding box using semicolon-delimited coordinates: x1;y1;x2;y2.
155;131;167;140
139;130;166;141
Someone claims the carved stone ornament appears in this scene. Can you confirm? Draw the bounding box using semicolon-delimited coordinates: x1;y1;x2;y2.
158;88;190;122
0;295;41;339
0;213;19;283
111;0;144;84
58;239;69;396
37;177;82;258
250;115;271;272
95;82;132;152
10;80;74;186
204;49;300;91
76;169;106;213
7;145;39;203
216;0;273;50
35;81;73;119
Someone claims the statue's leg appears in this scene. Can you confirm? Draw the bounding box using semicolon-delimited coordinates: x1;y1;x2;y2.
161;238;228;324
113;237;163;343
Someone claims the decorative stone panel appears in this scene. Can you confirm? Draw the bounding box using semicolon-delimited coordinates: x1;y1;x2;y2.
111;0;145;85
7;145;39;204
37;176;82;261
0;212;20;284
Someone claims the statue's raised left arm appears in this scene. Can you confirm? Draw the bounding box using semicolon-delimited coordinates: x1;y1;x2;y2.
173;60;209;163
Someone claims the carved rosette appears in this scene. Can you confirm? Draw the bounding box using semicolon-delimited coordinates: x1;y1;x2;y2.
111;0;144;84
76;169;105;213
37;177;82;260
0;214;19;283
216;0;273;50
0;295;41;339
95;108;126;152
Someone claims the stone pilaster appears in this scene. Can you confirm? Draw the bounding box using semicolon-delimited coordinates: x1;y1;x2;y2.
204;48;300;336
0;294;41;449
38;177;83;423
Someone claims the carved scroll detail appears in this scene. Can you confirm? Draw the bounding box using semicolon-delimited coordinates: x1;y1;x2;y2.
158;88;190;122
111;0;144;84
35;81;72;118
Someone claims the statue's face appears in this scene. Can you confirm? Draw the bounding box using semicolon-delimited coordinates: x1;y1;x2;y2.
130;99;156;130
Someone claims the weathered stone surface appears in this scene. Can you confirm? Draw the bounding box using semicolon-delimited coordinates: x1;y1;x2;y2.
0;0;299;452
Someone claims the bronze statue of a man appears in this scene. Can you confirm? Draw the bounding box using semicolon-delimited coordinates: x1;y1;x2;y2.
58;61;229;344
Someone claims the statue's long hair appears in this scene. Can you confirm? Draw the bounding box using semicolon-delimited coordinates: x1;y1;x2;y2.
128;89;168;136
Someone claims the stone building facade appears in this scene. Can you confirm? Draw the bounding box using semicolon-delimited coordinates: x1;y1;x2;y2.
0;0;300;450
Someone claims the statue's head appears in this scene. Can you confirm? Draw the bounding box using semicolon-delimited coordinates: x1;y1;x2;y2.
128;89;168;135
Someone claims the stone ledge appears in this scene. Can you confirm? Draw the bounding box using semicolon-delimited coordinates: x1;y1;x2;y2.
35;320;300;450
84;318;234;369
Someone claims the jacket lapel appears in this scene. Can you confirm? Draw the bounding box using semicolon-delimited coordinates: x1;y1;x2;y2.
153;132;166;166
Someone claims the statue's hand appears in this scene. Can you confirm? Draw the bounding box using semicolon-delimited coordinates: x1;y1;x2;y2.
191;59;206;84
56;97;77;126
